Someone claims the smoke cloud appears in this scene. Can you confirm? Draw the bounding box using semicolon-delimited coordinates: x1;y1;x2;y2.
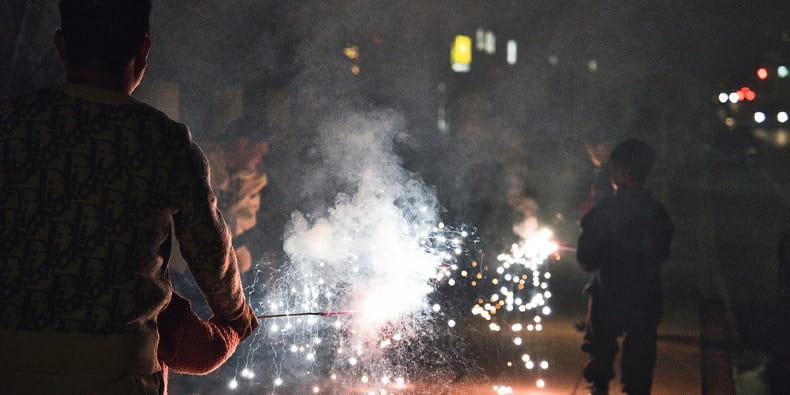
283;108;441;326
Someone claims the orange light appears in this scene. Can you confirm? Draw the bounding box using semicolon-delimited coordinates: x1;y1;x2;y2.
757;68;768;80
737;87;757;102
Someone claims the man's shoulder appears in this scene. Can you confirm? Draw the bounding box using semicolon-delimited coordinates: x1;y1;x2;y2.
1;86;59;107
1;87;65;124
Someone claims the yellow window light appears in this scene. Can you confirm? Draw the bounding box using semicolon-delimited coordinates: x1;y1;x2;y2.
451;35;472;72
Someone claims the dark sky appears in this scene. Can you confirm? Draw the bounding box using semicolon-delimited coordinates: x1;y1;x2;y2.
2;0;789;222
3;1;788;94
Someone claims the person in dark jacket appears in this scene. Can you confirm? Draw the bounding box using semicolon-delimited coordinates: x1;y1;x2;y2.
576;138;674;395
0;1;258;393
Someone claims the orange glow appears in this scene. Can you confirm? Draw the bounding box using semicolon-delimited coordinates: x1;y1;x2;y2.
757;67;768;80
343;46;359;60
735;86;757;102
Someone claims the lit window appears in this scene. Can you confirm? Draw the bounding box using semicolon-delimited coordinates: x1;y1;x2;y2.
507;40;517;65
485;31;496;54
476;28;486;51
451;35;472;72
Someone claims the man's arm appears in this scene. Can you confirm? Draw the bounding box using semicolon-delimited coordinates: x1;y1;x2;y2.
173;138;258;340
577;207;609;272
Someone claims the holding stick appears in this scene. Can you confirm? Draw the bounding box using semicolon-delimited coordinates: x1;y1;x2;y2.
256;311;355;319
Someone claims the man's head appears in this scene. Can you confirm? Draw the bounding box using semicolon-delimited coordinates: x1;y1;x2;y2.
223;117;272;173
56;0;152;93
609;138;656;189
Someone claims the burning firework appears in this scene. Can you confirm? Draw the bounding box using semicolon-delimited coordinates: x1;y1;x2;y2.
221;222;481;394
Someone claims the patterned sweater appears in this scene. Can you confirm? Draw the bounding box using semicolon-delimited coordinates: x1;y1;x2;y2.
0;83;257;340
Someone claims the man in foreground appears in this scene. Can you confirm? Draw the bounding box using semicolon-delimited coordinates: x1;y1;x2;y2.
0;1;258;393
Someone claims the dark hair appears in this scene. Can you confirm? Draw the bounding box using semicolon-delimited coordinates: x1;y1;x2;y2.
223;117;273;144
59;0;152;70
609;138;656;184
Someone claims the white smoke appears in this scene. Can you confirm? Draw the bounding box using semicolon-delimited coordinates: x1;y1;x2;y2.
283;108;441;327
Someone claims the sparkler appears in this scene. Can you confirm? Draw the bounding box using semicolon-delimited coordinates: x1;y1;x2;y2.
256;311;356;319
433;226;561;391
217;220;480;394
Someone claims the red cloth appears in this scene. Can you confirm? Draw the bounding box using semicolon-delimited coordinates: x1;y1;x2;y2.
157;293;246;393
